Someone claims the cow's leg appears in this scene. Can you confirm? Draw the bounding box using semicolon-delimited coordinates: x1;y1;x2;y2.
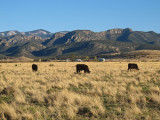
77;68;79;73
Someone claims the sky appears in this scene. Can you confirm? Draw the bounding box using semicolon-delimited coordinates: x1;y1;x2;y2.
0;0;160;33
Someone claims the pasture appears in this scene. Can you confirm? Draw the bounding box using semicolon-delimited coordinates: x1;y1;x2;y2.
0;62;160;120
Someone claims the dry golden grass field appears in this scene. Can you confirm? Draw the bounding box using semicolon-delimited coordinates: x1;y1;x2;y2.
0;62;160;120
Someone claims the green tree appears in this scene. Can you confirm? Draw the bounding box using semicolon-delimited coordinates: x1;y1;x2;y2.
71;53;76;61
94;56;98;61
85;56;90;61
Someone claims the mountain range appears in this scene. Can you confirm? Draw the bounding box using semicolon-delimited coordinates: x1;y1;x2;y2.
0;28;160;59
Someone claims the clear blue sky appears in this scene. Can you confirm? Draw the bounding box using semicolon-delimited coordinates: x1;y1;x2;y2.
0;0;160;33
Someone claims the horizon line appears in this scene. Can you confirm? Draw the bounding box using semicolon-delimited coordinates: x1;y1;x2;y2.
0;28;159;34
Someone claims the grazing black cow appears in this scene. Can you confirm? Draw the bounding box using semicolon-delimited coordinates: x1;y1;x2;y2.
128;63;139;70
76;64;90;73
32;64;38;71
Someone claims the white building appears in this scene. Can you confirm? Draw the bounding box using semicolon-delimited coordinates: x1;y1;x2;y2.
98;58;105;62
75;59;82;62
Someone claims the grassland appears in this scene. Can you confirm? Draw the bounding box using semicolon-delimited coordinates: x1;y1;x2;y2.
0;62;160;120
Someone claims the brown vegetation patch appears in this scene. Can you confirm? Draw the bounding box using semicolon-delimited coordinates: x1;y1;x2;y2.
0;62;160;119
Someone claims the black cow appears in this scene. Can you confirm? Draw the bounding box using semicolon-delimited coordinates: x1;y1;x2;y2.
76;64;90;73
32;64;38;71
128;63;139;70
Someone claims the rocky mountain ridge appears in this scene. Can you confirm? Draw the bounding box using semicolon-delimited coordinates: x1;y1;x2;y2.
0;28;160;58
0;29;53;39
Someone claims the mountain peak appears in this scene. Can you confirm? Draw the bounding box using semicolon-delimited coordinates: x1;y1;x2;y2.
0;30;20;37
0;29;53;38
106;28;133;34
